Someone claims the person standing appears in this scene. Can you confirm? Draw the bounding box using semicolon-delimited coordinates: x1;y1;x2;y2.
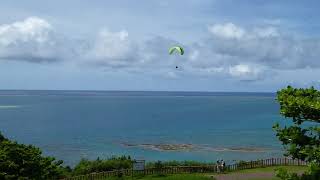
216;160;221;173
221;159;225;172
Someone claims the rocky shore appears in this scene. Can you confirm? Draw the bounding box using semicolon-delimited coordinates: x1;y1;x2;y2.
121;142;269;153
121;143;195;151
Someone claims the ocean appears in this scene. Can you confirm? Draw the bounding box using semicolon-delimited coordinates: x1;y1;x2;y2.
0;90;286;166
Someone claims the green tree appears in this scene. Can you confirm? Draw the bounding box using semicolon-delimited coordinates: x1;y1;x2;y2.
0;131;66;179
273;86;320;164
273;86;320;180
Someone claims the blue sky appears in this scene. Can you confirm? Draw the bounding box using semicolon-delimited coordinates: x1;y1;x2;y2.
0;0;319;92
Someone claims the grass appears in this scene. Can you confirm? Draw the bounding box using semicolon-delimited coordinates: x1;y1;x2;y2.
96;166;308;180
229;165;307;173
213;165;308;180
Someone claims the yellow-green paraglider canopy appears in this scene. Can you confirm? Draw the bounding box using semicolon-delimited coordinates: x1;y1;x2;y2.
169;46;184;55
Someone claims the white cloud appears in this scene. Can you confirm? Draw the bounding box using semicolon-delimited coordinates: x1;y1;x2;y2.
205;23;320;72
87;29;132;60
208;23;280;39
228;64;265;81
74;28;145;69
208;23;245;39
0;17;52;45
229;64;252;76
0;17;65;62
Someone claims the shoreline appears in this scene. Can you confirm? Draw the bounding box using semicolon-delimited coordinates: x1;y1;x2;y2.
120;142;271;153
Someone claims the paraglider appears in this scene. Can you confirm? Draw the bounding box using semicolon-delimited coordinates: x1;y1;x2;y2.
169;46;184;69
169;46;184;55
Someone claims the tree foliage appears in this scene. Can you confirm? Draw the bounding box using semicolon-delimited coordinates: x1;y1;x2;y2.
273;86;320;164
72;156;132;175
0;132;66;179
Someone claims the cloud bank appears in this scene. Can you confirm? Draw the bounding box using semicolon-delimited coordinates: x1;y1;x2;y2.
1;17;320;81
0;17;68;62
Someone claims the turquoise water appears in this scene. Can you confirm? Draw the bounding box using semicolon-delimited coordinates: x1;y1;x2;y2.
0;91;285;166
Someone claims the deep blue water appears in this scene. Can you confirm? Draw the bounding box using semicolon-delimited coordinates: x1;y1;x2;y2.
0;90;285;166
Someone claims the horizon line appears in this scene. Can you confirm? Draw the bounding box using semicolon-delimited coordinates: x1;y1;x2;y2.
0;89;276;94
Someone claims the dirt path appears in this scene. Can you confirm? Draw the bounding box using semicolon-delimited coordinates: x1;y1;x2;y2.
210;172;277;180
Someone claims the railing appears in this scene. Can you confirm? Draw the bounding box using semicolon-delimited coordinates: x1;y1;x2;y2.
61;157;307;180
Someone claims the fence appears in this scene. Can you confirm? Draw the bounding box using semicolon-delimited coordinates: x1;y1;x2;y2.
61;158;307;180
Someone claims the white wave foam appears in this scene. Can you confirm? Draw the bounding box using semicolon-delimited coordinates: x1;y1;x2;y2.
0;105;20;109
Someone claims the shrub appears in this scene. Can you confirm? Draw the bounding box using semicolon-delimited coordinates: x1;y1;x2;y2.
72;156;132;175
0;131;66;179
275;168;299;180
